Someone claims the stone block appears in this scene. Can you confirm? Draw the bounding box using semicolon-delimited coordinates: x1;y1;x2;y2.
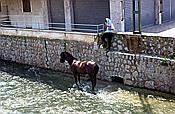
145;81;155;89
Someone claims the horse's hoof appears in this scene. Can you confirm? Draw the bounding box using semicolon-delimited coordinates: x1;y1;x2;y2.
78;88;82;90
91;91;96;95
78;88;83;91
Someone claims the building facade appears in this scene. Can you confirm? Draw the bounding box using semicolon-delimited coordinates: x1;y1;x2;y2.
0;0;175;32
0;0;48;29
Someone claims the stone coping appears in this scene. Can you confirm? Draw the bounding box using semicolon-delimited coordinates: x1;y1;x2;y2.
0;27;174;43
0;27;96;42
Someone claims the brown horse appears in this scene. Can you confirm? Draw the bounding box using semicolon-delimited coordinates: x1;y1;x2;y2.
60;52;99;91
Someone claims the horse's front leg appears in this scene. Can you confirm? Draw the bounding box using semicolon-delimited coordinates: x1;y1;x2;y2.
73;73;79;88
77;74;82;86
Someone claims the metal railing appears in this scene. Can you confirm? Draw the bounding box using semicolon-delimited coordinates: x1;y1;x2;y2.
0;15;104;33
47;22;104;33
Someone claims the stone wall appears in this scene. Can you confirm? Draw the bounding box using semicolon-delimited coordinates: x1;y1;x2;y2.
111;34;175;57
0;30;175;94
104;52;175;94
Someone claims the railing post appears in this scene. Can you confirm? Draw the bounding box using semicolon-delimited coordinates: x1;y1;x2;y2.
16;22;17;27
97;25;99;33
38;22;40;29
102;24;105;32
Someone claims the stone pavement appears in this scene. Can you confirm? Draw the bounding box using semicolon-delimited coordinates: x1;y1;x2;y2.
142;21;175;37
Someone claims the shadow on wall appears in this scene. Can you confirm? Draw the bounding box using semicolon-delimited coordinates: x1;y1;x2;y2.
121;34;142;54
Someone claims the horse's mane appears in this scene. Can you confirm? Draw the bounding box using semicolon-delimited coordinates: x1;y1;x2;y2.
64;52;78;60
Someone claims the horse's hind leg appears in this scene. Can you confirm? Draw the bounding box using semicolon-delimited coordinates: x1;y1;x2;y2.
91;78;96;91
91;65;99;91
90;74;96;91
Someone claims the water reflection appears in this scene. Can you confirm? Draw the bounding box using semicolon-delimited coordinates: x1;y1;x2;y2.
0;60;175;114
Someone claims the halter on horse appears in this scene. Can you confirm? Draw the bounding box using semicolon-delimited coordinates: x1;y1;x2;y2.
60;52;99;91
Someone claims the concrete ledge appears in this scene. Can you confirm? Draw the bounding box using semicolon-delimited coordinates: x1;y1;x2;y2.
0;27;96;43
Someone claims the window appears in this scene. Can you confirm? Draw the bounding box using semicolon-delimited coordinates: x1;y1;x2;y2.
22;0;31;12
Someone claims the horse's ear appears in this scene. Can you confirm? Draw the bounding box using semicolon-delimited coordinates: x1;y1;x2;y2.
60;52;65;57
60;52;63;56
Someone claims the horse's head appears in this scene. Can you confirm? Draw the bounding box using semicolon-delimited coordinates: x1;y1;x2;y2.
60;52;77;65
60;52;66;63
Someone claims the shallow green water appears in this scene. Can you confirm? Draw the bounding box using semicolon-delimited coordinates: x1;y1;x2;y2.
0;60;175;114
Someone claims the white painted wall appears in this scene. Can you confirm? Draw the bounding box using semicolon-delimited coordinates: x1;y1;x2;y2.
0;0;49;29
109;0;124;32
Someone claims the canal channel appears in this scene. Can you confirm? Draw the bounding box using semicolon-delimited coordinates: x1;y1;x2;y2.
0;59;175;114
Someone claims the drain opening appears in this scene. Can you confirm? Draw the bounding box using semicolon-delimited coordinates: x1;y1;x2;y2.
111;76;124;84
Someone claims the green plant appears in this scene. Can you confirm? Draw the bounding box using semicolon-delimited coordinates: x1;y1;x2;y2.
170;52;175;60
160;58;168;66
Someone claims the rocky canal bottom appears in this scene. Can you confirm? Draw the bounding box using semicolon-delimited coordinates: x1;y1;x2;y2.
0;59;175;114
